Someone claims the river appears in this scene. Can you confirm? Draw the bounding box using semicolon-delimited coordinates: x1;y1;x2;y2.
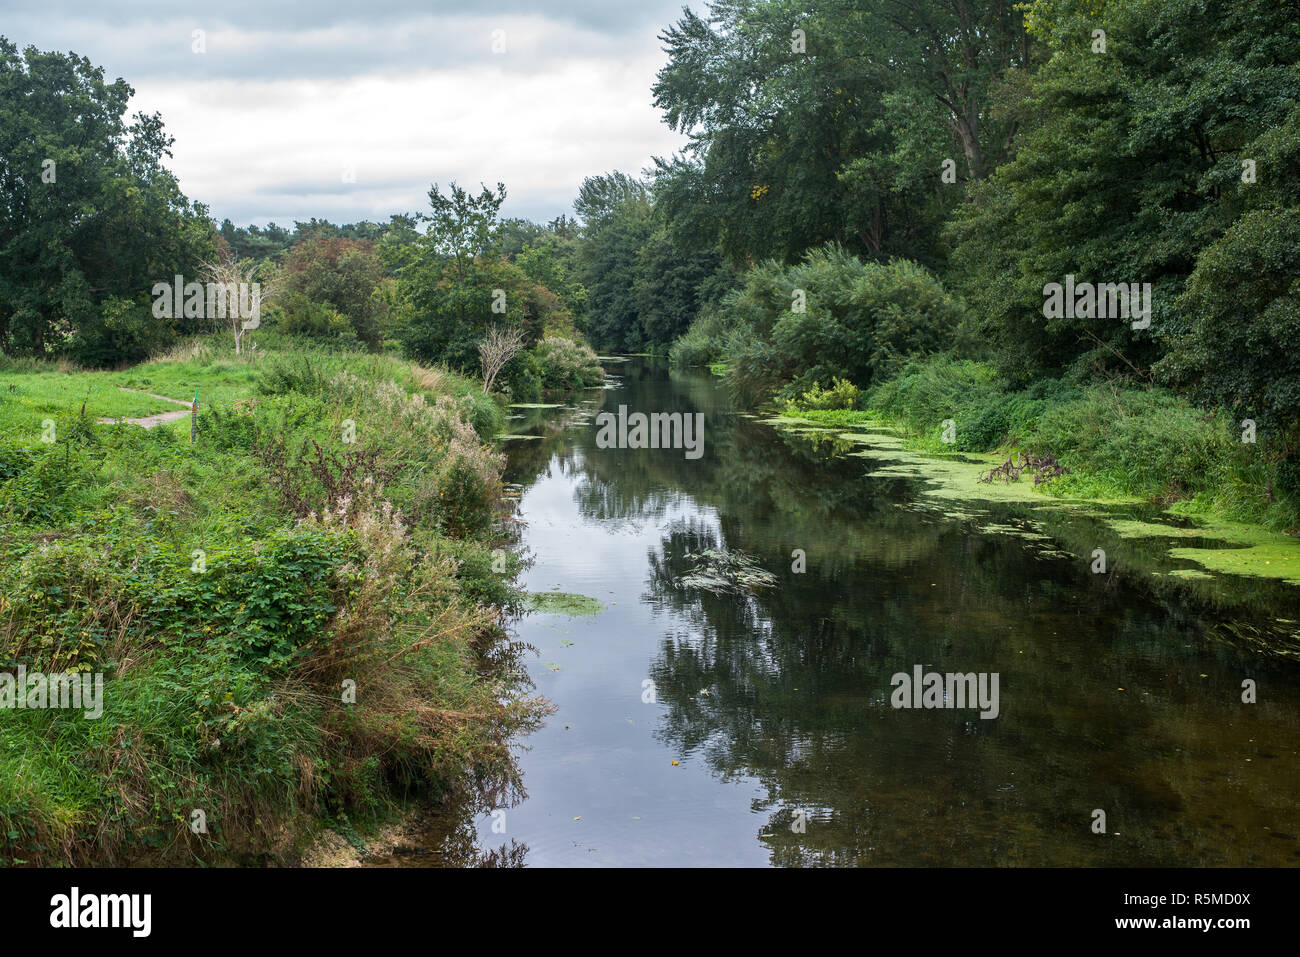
369;357;1300;867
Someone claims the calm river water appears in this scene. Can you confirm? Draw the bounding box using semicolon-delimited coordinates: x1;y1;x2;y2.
369;358;1299;867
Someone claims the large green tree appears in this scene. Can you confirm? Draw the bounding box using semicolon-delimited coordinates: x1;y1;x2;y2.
279;236;387;346
395;182;505;367
395;182;575;368
633;226;732;347
575;173;656;352
947;0;1300;381
573;172;733;352
0;38;215;362
1157;103;1300;492
651;0;1032;267
516;229;588;333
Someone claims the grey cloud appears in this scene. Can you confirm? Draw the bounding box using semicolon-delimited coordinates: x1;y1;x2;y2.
5;14;679;82
10;0;700;225
11;1;685;32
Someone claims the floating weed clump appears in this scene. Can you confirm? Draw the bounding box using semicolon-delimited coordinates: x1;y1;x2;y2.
673;548;777;596
526;591;604;616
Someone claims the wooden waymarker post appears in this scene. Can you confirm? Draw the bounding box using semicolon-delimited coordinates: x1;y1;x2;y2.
191;389;198;444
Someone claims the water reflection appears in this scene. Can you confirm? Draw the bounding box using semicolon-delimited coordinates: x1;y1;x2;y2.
390;358;1300;867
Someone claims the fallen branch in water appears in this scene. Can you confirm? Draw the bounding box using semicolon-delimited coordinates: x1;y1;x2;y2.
979;451;1071;486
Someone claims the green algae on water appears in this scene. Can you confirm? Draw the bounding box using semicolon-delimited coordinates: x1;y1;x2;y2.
766;412;1300;588
527;591;604;616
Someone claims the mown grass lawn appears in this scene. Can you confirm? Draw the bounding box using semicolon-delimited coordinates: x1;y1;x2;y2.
0;346;267;442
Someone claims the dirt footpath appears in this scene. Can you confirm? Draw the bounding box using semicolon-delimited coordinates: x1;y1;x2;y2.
97;387;194;428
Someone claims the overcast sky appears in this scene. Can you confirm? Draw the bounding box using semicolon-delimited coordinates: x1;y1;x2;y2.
7;1;701;227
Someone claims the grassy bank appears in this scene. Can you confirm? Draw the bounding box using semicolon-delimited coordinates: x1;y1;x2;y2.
762;357;1300;591
779;357;1300;532
0;337;549;865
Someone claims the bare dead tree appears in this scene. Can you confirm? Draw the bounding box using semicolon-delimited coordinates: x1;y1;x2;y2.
478;324;526;393
197;254;277;355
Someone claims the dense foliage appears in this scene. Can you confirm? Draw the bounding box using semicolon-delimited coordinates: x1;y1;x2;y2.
278;237;388;347
704;246;962;405
642;0;1300;522
0;40;216;363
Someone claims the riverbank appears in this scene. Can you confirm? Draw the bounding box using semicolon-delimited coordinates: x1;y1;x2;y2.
0;337;549;865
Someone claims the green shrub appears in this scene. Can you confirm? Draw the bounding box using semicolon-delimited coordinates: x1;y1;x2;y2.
532;337;603;391
0;439;35;480
498;349;543;403
402;402;505;539
669;308;729;367
867;357;1001;449
275;293;359;345
1032;388;1231;499
785;377;863;412
715;246;963;407
67;297;172;369
0;437;96;524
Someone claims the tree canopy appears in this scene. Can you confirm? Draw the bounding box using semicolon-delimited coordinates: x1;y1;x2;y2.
0;38;215;361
